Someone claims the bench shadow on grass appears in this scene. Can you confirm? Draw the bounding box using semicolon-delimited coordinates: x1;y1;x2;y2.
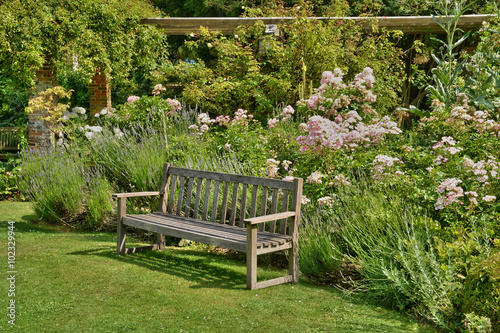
69;246;253;290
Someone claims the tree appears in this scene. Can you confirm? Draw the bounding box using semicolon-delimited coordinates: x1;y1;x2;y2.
0;0;168;92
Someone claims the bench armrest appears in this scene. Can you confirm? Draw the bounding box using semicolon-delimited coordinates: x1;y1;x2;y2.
112;191;160;199
244;211;296;225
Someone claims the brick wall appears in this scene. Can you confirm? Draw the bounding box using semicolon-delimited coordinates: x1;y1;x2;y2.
89;71;111;115
28;58;56;148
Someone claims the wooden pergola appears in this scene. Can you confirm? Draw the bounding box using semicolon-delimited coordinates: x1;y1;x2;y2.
141;14;496;35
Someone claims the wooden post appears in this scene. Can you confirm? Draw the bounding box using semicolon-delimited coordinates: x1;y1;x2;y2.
246;224;258;290
117;197;127;255
157;162;171;250
157;234;165;250
289;178;303;283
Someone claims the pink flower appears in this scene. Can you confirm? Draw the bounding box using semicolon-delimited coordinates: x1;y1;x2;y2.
127;95;140;104
268;118;279;129
166;98;182;111
281;105;295;120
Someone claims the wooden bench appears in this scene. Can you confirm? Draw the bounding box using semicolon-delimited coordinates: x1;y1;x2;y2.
0;127;20;160
113;163;303;290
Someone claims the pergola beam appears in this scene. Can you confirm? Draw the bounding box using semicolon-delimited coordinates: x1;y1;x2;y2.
141;14;496;35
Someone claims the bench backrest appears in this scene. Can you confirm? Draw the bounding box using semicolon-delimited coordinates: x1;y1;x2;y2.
157;163;303;236
0;127;19;151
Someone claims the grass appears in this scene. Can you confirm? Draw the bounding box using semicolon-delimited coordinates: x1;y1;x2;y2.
0;201;438;332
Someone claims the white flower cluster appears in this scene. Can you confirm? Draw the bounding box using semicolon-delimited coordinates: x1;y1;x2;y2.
94;107;115;118
373;155;403;179
317;196;334;207
266;158;280;178
332;174;350;187
83;125;103;140
61;107;87;121
189;113;215;135
306;171;323;184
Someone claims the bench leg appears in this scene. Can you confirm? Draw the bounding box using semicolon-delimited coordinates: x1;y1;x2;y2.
117;198;127;256
246;224;257;290
288;240;299;284
157;234;165;250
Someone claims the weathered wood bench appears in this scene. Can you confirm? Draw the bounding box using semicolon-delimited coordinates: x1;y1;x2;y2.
113;163;303;290
0;127;20;160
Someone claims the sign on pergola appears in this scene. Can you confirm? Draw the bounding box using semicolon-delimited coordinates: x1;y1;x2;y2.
141;14;496;35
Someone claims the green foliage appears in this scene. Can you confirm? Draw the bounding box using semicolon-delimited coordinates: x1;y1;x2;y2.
0;68;29;127
18;146;114;228
154;27;291;117
298;178;495;330
154;2;405;117
0;157;23;200
0;0;168;89
461;251;500;332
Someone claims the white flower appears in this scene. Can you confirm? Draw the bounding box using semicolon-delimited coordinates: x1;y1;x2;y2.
482;195;496;203
113;127;123;138
207;43;212;48
317;196;334;207
72;107;86;114
85;132;94;140
266;158;280;178
224;143;231;150
301;195;310;205
306;171;323;184
100;108;108;115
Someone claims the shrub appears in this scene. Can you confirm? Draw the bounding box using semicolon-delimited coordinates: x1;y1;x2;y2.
18;147;114;228
19;148;87;222
461;251;500;332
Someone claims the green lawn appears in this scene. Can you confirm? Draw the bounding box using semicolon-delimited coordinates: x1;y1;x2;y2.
0;201;437;332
